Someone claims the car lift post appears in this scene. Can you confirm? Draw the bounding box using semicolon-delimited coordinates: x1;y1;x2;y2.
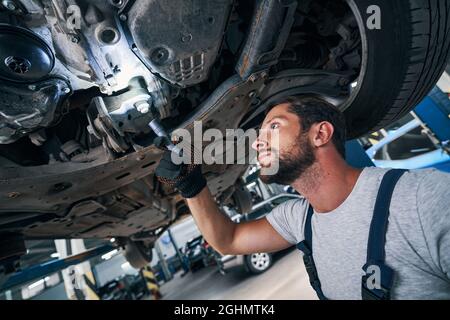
54;239;99;300
167;228;189;273
154;241;173;282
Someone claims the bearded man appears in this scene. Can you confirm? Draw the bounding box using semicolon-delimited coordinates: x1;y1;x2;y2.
155;96;450;300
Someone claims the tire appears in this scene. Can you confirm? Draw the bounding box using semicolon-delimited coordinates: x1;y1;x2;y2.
123;240;153;269
244;253;273;275
344;0;450;138
190;262;202;272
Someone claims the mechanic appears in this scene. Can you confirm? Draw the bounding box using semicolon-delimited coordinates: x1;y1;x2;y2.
154;95;450;300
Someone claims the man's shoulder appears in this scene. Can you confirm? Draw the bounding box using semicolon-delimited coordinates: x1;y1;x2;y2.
384;168;449;219
412;168;450;205
394;168;449;192
265;196;310;245
273;196;310;212
410;167;449;180
266;196;310;226
351;167;446;207
362;166;448;188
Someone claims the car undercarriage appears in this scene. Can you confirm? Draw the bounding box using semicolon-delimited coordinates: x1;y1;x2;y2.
0;0;449;273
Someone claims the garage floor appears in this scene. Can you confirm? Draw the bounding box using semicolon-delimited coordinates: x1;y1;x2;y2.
157;250;318;300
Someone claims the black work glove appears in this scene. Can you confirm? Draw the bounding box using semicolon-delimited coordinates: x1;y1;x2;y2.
154;137;206;198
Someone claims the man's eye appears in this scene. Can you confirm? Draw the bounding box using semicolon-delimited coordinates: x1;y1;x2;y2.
270;123;280;130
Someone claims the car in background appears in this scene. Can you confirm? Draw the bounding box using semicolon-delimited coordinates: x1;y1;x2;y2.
97;273;148;300
183;235;217;273
364;87;450;172
216;193;302;275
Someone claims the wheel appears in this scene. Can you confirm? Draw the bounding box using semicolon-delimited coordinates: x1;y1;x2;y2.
123;240;153;269
190;259;204;272
343;0;450;138
244;253;273;275
254;0;450;139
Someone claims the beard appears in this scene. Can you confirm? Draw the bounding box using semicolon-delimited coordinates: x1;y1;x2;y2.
259;131;316;186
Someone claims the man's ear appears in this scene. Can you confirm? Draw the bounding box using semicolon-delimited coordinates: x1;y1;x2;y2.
311;121;334;147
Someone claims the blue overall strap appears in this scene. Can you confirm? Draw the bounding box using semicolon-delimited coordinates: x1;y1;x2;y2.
296;205;328;300
362;169;407;300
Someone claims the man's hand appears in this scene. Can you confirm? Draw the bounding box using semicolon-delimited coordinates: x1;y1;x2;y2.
153;137;291;256
154;138;206;198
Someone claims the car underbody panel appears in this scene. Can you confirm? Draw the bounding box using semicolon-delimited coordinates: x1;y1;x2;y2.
2;0;446;272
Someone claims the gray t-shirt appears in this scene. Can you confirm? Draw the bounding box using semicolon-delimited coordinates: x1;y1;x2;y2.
266;167;450;300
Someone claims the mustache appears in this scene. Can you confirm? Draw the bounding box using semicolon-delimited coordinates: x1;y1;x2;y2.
258;148;274;155
258;148;269;155
257;148;280;156
257;148;280;165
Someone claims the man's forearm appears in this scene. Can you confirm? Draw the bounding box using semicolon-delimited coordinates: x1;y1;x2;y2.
185;187;236;254
154;151;237;254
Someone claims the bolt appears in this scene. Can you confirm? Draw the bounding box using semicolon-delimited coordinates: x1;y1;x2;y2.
248;90;256;98
112;65;121;73
71;35;80;43
251;97;261;106
28;84;36;90
99;85;109;94
135;101;150;114
119;14;127;21
110;0;123;6
249;74;258;83
181;33;192;43
2;0;16;11
63;87;71;94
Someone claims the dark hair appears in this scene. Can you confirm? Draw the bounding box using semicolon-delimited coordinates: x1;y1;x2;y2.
266;96;347;158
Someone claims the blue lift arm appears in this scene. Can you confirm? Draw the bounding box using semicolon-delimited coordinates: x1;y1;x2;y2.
0;244;115;292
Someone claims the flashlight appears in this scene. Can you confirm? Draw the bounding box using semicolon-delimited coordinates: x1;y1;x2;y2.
149;119;183;156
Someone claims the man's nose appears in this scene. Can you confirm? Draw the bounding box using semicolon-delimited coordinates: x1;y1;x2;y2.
252;133;269;151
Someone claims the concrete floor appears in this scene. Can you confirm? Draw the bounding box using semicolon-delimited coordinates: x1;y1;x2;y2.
158;250;318;300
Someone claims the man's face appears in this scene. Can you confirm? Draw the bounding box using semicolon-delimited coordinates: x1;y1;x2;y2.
252;103;316;185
